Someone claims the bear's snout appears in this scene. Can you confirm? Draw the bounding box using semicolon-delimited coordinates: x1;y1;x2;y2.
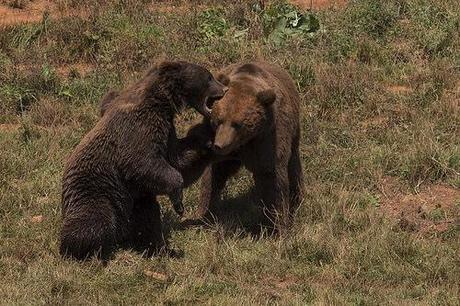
213;124;236;155
209;80;228;100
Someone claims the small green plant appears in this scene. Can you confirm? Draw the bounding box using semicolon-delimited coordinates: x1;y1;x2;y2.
262;2;319;46
38;64;60;93
11;23;43;48
198;9;229;42
359;192;380;208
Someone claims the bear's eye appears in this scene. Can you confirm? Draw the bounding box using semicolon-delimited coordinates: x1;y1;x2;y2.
231;122;242;130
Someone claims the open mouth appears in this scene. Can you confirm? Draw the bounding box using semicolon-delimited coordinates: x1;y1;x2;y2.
203;96;222;116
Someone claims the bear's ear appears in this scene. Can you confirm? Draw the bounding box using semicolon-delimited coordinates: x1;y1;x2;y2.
216;73;230;86
256;89;276;106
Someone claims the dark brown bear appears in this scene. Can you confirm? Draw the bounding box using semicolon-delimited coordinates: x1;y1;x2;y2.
60;61;227;261
98;90;212;216
196;61;304;232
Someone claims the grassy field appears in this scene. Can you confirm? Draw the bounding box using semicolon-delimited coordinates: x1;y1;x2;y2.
0;0;459;304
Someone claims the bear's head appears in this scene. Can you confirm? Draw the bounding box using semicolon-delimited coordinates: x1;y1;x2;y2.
210;76;276;155
156;61;228;117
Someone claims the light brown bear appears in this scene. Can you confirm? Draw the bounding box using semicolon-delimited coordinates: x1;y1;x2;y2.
196;61;304;231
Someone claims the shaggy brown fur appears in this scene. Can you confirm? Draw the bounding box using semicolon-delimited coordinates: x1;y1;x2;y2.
98;91;217;216
60;61;227;261
196;61;304;232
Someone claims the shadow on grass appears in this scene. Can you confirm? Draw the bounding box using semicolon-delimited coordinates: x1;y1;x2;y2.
169;191;275;238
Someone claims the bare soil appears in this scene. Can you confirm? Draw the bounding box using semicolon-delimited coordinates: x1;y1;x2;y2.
55;63;93;78
0;0;88;27
378;176;460;235
0;123;21;131
0;0;58;27
386;85;414;95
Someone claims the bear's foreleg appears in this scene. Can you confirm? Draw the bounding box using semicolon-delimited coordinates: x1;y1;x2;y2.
197;160;242;221
173;121;215;187
127;157;184;195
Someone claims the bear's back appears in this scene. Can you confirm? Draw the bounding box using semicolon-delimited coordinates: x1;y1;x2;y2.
62;86;174;211
61;113;125;209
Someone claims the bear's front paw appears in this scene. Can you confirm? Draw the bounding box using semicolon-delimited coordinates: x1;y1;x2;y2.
169;188;184;217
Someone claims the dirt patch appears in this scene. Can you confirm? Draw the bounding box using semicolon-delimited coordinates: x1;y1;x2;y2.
378;177;459;235
0;0;57;27
290;0;347;10
30;215;44;223
0;0;87;28
55;63;93;78
386;85;414;95
143;270;169;282
359;115;389;130
0;123;21;132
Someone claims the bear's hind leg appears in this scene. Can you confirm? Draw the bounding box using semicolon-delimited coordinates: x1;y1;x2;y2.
60;201;117;261
254;162;291;233
129;197;168;257
288;140;304;218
